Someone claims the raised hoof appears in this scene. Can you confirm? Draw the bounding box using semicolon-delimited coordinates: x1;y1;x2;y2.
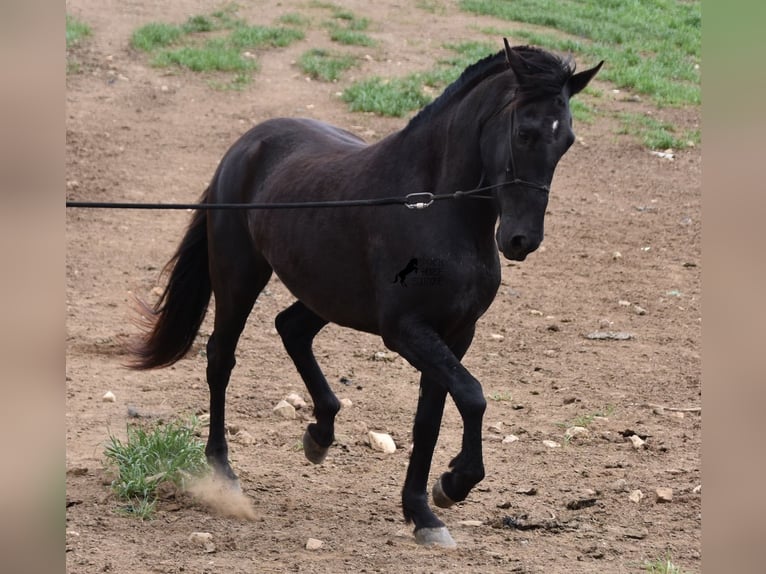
414;526;456;548
303;429;329;464
432;477;456;509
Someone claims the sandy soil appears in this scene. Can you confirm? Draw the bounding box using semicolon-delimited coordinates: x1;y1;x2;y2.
66;1;701;572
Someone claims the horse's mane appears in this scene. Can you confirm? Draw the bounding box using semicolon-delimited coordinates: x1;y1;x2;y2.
404;45;574;132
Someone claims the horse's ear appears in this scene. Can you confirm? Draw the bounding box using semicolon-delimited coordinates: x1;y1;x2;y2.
568;60;604;97
503;38;526;77
503;38;513;65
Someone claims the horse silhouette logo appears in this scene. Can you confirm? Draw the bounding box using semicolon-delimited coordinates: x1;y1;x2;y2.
393;258;419;287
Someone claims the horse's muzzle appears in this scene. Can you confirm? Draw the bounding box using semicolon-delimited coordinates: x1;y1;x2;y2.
497;231;541;261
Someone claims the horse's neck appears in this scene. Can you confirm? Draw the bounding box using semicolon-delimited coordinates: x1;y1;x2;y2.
393;111;485;194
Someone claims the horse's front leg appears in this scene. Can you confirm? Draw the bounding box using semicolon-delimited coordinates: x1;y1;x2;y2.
384;322;484;548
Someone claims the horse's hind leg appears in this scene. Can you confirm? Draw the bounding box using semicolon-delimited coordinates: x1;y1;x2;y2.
206;248;272;483
275;301;339;464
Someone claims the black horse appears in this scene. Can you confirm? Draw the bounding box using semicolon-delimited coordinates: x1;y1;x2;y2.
132;40;601;547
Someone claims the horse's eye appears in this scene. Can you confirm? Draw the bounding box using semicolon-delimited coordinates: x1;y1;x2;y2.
516;130;532;144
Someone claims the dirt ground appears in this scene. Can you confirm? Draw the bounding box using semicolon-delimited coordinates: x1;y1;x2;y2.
65;1;701;572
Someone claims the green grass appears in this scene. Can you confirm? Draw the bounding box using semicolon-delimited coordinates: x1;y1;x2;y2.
279;12;311;27
618;113;700;150
130;8;305;86
343;76;432;117
66;14;91;49
487;390;513;402
416;0;448;15
329;27;376;47
313;4;377;46
104;417;208;520
131;22;184;52
462;0;700;107
644;554;687;574
342;41;496;117
298;48;357;82
229;25;305;49
66;15;92;73
153;39;258;73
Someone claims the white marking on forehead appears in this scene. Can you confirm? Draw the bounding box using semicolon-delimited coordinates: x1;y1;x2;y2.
552;119;560;134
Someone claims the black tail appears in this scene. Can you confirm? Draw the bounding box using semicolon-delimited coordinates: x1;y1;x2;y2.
130;189;211;369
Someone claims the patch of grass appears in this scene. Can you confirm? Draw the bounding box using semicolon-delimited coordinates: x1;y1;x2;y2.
343;75;433;117
66;15;91;74
104;417;208;520
316;5;376;47
278;12;311;27
131;8;305;85
298;48;357;82
153;39;257;73
328;26;376;47
559;405;614;429
211;4;247;29
487;391;513;402
644;554;687;574
131;22;184;52
618;113;699;150
66;14;91;49
463;0;701;107
416;0;448;15
342;41;495;117
229;25;305;49
570;98;594;124
182;15;216;33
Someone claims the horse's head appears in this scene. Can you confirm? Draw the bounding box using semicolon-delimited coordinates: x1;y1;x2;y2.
481;41;602;261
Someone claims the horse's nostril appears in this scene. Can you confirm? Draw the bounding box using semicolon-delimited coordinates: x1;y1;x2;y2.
510;235;527;250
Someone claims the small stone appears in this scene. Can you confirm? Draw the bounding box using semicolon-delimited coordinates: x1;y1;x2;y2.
188;532;215;553
692;484;702;494
502;434;519;444
628;435;646;449
273;400;296;419
543;349;557;357
339;398;353;409
542;439;561;448
628;489;644;504
612;251;623;260
487;421;504;434
515;486;537;495
305;538;324;550
102;391;116;403
611;478;628;492
232;430;255;445
373;351;392;361
160;85;169;92
655;487;673;503
624;528;648;539
529;309;543;316
368;431;396;454
285;392;307;410
633;305;647;315
458;520;483;527
565;426;589;440
618;299;631;307
490;333;505;341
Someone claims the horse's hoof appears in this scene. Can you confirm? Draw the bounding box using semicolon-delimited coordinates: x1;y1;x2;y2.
303;430;329;464
414;526;456;548
432;477;456;509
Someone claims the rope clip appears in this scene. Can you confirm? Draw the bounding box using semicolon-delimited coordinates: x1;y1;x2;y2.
404;192;434;210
